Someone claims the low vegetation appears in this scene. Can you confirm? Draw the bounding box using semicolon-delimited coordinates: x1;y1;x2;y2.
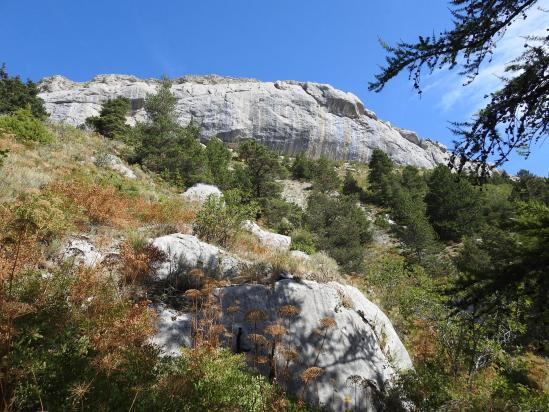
0;68;547;411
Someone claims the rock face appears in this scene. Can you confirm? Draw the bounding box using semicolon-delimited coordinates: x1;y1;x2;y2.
150;233;248;279
152;279;413;411
39;74;450;168
181;183;222;205
243;220;291;250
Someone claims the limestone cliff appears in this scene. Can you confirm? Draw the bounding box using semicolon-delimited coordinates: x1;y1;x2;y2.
39;74;449;168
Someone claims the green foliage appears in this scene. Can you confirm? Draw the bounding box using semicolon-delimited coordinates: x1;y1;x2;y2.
0;107;53;144
369;1;547;175
131;79;211;187
85;97;130;140
425;165;482;241
311;157;341;193
342;170;364;198
193;190;258;247
291;152;314;181
454;201;549;345
290;228;316;255
0;148;8;167
368;149;394;203
205;137;233;189
260;197;303;235
0;64;47;119
178;348;281;412
236;139;284;199
511;169;549;205
306;192;371;272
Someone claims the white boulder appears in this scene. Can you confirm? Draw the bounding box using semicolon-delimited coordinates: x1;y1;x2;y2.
289;250;311;260
152;279;413;411
61;237;103;266
181;183;222;205
94;153;137;179
243;220;291;251
150;233;247;279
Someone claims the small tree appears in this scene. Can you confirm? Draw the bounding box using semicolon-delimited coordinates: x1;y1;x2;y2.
205;137;233;189
425;165;482;241
0;64;47;119
132;79;210;186
306;193;371;272
368;149;394;203
291;152;314;181
85;97;130;140
342;170;364;197
311;157;341;193
237;140;284;199
193;190;258;247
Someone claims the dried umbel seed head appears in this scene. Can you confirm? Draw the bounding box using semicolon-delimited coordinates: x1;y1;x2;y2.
188;268;204;278
248;333;268;346
346;375;364;386
320;317;337;330
245;308;267;323
255;355;269;365
226;304;240;314
209;324;226;335
184;289;201;300
278;304;300;319
300;367;324;383
69;381;92;401
265;323;286;338
278;348;299;362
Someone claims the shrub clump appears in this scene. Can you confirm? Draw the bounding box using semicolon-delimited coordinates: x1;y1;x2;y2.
193;190;258;247
0;107;53;144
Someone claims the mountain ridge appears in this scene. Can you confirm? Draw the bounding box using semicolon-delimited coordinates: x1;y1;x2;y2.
38;74;450;168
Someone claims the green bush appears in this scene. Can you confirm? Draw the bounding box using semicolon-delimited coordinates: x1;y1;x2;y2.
85;97;130;140
291;152;314;181
290;228;316;255
260;197;303;234
236;139;284;199
193;189;258;247
0;107;53;144
306;192;371;272
0;64;47;119
311;157;341;193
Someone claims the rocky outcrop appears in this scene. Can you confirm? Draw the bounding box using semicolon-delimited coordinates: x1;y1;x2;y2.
181;183;222;205
243;220;291;250
93;153;137;179
152;279;413;411
38;74;451;168
61;237;103;266
150;233;249;279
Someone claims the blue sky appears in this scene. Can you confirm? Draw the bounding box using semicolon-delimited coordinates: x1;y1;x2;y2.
3;0;547;175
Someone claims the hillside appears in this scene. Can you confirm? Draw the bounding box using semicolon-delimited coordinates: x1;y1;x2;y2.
1;71;547;411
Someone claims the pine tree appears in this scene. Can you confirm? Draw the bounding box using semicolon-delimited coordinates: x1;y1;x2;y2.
369;1;547;176
425;165;482;241
0;64;47;119
85;97;130;139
